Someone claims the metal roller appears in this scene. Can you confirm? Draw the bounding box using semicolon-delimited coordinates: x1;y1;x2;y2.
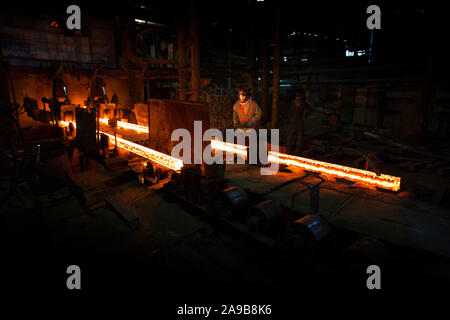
291;215;330;242
202;162;226;180
283;215;330;259
220;186;248;210
247;200;283;234
341;236;388;269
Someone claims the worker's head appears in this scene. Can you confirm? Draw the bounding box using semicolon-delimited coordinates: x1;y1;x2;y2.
238;88;250;103
295;88;306;102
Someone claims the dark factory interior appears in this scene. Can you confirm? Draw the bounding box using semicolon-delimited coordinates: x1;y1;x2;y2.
1;0;449;310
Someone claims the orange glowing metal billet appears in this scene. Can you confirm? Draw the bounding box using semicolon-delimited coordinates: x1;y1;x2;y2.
58;121;181;171
99;118;149;133
59;121;76;127
59;120;400;190
268;150;401;191
211;139;248;160
101;132;183;171
210;138;400;191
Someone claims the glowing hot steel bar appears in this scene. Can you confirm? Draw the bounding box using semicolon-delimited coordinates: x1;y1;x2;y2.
58;121;182;171
101;132;183;171
269;151;400;191
211;138;401;191
211;138;248;160
60;121;76;127
99;118;149;133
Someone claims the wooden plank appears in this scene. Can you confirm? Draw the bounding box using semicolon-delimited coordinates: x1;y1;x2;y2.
426;160;450;172
353;87;368;124
65;169;135;211
397;161;427;172
104;156;129;171
437;166;450;176
332;197;450;259
105;195;140;231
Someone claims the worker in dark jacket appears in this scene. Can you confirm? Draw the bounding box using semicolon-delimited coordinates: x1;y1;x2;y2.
286;89;312;155
233;88;262;129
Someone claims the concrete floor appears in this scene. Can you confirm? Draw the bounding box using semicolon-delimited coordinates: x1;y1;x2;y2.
1;160;449;308
226;164;450;258
0;172;294;300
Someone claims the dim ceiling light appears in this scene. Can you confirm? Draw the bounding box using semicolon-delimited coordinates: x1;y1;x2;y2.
134;19;163;26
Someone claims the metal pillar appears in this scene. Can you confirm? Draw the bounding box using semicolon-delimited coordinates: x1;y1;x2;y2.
261;40;270;124
177;25;187;100
189;0;200;101
271;3;280;128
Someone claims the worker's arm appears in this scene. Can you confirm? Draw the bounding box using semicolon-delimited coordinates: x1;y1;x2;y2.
304;102;313;118
247;101;262;128
233;103;240;128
